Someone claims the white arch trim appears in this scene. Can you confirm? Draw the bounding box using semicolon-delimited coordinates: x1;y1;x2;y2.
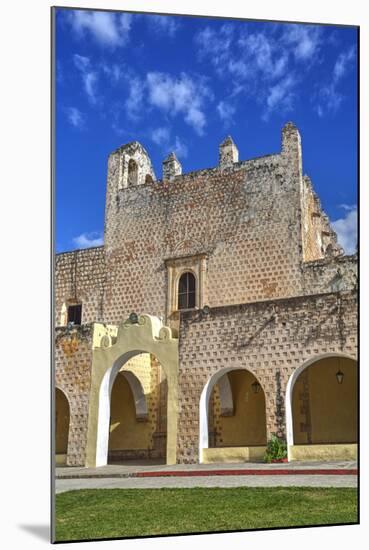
285;352;357;460
96;351;138;467
199;367;263;464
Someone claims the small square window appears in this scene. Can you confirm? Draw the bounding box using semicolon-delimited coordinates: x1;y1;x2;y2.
67;304;82;325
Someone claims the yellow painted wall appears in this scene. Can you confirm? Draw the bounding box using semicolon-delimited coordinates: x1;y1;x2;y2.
293;357;357;444
109;372;154;450
55;388;69;454
212;370;267;447
289;443;357;461
203;446;266;463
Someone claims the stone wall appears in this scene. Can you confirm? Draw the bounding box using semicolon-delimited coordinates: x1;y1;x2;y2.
176;290;357;463
55;123;355;329
101;126;307;325
301;254;357;295
55;246;106;326
301;175;343;261
55;325;93;466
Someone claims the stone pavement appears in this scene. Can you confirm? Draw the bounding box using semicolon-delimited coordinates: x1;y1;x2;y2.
55;459;357;479
55;473;357;493
55;460;357;492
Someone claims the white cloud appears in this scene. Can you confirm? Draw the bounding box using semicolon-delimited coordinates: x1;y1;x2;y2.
150;127;188;158
149;15;180;37
331;205;357;255
217;101;236;126
316;84;343;116
315;46;355;117
73;53;90;72
151;127;170;146
146;72;210;135
73;54;99;104
264;75;296;118
84;72;98;103
241;33;289;80
195;24;234;70
171;136;188;159
227;58;249;80
338;203;356;211
125;77;144;121
101;63;122;83
67;10;132;47
333;46;355;81
72;232;104;249
65;107;85;128
194;23;334;120
282;24;321;61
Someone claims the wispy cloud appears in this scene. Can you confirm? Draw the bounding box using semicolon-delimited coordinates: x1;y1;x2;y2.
333;46;355;80
72;231;104;249
101;63;122;83
65;107;85;129
217;100;236;127
148;15;180;37
264;74;297;119
125;77;144;121
171;136;188;159
66;10;132;48
73;54;99;104
331;205;357;254
282;24;322;61
194;22;354;122
151;126;170;146
195;24;234;74
146;72;211;135
195;24;300;118
150;127;188;158
316;46;356;117
239;32;289;80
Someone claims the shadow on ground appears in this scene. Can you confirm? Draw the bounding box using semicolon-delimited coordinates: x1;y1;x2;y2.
19;524;50;542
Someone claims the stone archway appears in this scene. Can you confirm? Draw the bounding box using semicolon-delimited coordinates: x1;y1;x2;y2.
55;387;70;464
85;315;178;467
285;353;357;461
199;367;267;463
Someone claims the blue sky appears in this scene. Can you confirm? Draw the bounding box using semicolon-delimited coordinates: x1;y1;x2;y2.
55;8;358;254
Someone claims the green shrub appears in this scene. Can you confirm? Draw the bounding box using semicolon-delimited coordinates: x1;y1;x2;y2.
264;434;287;463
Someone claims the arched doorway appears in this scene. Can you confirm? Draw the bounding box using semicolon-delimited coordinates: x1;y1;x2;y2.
85;314;178;468
286;354;357;460
199;367;267;463
55;388;70;465
107;353;167;464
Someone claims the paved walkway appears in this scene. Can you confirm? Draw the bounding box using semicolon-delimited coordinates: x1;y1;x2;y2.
55;473;357;493
55;460;357;492
55;460;357;479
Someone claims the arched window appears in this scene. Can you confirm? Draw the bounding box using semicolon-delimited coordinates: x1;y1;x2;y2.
127;159;138;186
178;272;196;310
145;174;153;184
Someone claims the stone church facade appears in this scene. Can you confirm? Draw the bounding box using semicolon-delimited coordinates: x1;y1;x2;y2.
54;122;357;467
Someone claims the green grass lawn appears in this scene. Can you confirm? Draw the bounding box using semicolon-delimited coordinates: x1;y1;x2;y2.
55;487;358;542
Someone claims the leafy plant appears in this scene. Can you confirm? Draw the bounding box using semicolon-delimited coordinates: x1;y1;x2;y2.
264;434;287;463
